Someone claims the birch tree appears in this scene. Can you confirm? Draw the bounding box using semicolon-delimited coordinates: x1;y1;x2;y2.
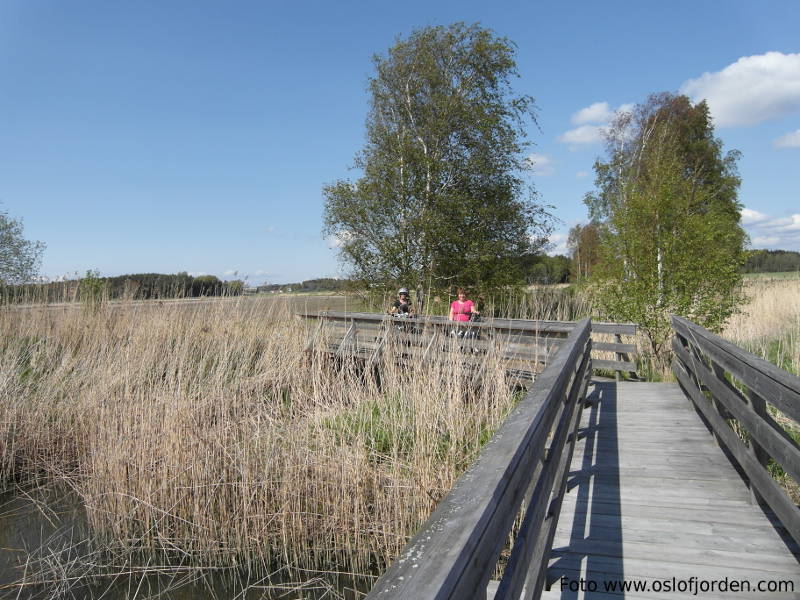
585;93;745;366
323;23;551;293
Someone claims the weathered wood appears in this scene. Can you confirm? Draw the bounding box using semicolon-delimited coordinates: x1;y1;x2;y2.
552;513;799;553
671;315;800;552
545;380;800;599
303;311;638;375
672;337;800;484
303;310;637;336
673;357;800;545
521;352;593;600
593;341;637;354
320;320;558;358
672;315;800;422
335;322;355;357
747;387;772;504
364;320;592;600
592;358;637;372
495;343;591;599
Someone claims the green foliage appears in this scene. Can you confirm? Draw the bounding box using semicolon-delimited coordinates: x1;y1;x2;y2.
80;269;107;312
3;272;244;303
586;93;746;365
323;23;552;296
517;254;571;284
0;207;45;284
567;222;602;282
323;396;415;459
258;278;351;293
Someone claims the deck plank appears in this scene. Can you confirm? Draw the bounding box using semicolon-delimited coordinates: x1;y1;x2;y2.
538;381;800;599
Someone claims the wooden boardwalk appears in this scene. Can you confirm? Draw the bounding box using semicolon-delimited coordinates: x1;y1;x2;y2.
540;381;800;599
341;315;800;600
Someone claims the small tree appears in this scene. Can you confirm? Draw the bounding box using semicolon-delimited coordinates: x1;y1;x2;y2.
79;269;107;312
586;93;745;367
567;222;602;283
323;23;551;295
0;208;45;284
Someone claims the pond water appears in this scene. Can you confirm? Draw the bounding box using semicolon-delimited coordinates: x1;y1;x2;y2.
0;487;373;600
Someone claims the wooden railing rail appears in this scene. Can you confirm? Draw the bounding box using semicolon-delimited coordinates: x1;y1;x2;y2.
300;311;636;376
364;319;593;600
671;315;800;545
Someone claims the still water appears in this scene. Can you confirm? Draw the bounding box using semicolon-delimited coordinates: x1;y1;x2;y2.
0;487;372;600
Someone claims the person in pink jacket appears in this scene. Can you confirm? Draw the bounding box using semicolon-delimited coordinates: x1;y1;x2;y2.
449;288;480;322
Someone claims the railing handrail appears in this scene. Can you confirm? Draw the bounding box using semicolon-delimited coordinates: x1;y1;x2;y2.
671;315;800;545
364;318;592;600
299;310;637;336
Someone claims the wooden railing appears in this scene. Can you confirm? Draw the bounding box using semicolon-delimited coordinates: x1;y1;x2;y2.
671;315;800;545
300;311;636;377
364;319;593;600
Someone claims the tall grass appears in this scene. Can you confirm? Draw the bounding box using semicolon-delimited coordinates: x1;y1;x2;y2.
723;277;800;376
0;298;517;585
721;277;800;501
3;279;798;591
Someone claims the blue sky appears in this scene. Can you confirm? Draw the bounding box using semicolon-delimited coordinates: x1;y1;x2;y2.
1;1;798;284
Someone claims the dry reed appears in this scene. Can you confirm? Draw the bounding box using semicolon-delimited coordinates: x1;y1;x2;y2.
0;298;517;582
3;278;799;592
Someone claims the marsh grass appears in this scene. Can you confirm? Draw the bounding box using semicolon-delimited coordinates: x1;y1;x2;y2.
0;297;517;591
3;278;800;595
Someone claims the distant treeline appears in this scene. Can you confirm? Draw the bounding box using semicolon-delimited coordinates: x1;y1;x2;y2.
743;250;800;273
12;247;790;305
3;272;244;304
259;259;572;293
257;278;350;293
521;254;571;285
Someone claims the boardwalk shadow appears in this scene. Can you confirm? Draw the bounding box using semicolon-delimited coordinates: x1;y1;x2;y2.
548;381;623;598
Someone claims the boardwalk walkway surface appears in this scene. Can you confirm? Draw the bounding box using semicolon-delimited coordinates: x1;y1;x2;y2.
538;381;800;599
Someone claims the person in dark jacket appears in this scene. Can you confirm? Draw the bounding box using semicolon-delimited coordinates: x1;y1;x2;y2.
388;287;415;316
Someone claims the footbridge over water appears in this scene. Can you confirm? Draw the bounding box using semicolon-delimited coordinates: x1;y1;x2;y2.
301;312;800;599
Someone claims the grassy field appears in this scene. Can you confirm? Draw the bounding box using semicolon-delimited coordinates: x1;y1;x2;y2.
741;270;800;280
722;277;800;501
723;276;800;376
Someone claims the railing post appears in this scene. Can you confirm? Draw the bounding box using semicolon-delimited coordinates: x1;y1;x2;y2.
746;388;770;504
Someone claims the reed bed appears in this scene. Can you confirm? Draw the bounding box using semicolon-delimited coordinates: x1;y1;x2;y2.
722;277;800;501
3;278;798;594
723;277;800;377
0;297;518;587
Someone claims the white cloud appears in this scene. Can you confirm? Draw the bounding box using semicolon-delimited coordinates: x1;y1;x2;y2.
525;153;555;176
752;235;781;247
680;52;800;127
740;208;769;225
559;102;633;148
558;124;605;146
265;226;277;233
187;271;207;277
616;103;635;115
774;129;800;148
546;232;569;256
571;102;613;125
764;214;800;232
741;208;800;250
576;170;589;179
224;269;239;277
